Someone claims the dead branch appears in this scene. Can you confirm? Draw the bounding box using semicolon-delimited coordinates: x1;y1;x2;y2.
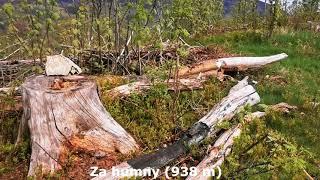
270;102;297;113
177;53;288;77
304;169;315;180
106;78;207;98
0;87;20;95
0;48;21;61
0;59;41;65
186;111;266;180
0;42;19;53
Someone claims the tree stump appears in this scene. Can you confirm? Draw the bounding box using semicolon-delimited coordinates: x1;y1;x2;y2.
22;75;138;176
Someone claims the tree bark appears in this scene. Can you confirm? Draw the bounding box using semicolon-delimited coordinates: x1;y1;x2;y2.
177;53;288;77
23;75;138;176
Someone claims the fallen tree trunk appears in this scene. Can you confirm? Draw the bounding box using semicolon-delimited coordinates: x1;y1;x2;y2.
102;54;288;98
93;77;260;179
106;80;151;98
187;111;266;180
0;59;41;65
177;53;288;77
187;101;299;180
107;78;206;98
23;75;138;176
198;76;260;134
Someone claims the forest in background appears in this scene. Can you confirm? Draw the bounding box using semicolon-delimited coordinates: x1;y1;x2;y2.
0;0;320;179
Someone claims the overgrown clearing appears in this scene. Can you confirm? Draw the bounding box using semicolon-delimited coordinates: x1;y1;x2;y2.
0;0;320;178
197;31;320;154
1;31;320;179
196;31;320;178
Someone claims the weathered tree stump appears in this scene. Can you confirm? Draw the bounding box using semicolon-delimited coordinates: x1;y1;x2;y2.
22;75;138;176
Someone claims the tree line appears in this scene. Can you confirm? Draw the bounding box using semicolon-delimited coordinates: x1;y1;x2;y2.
1;0;319;72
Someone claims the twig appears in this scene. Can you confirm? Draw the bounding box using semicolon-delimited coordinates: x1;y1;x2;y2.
92;27;108;49
178;36;191;47
304;169;314;180
239;134;268;157
114;31;132;73
179;36;200;49
228;161;272;178
116;31;132;63
0;48;21;61
60;44;75;49
0;42;19;53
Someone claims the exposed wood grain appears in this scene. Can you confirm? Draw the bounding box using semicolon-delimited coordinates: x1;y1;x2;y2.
217;53;288;71
177;53;288;77
199;77;260;134
177;59;219;77
187;112;266;180
23;75;138;176
106;78;206;98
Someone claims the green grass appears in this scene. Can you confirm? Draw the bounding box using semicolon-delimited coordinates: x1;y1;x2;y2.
99;77;232;151
194;30;320;177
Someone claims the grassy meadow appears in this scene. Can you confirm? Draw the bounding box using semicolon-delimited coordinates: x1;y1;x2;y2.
195;31;320;178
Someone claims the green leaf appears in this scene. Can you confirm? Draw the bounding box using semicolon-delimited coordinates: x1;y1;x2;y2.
2;3;14;17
